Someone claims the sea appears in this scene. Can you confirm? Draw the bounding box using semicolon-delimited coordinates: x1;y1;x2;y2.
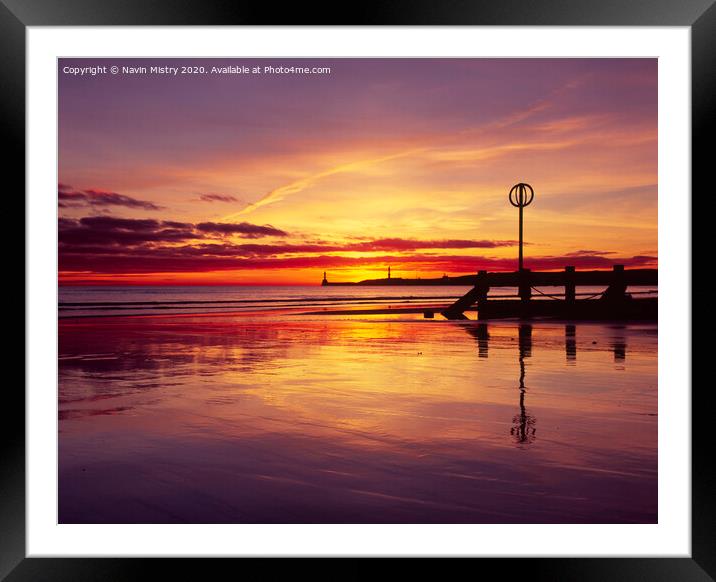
58;284;657;318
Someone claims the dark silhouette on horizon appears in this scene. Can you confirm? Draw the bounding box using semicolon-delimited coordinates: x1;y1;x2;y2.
320;267;658;288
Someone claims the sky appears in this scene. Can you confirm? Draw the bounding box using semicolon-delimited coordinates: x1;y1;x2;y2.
58;58;657;286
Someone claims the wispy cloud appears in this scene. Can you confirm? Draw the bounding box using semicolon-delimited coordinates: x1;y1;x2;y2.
225;75;597;218
196;222;287;238
225;149;425;218
59;216;289;247
197;193;241;203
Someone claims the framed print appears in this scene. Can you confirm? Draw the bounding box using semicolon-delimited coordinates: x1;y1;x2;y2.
7;0;709;579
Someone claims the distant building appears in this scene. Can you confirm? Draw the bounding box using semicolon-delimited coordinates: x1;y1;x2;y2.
388;266;391;279
321;271;328;286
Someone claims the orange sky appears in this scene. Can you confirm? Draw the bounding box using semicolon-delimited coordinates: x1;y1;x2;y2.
58;58;657;285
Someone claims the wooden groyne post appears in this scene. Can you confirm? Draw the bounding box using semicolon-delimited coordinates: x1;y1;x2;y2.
518;268;532;302
564;266;576;302
602;265;627;301
440;270;489;320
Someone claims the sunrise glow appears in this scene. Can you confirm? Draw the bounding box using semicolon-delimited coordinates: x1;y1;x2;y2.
58;58;657;285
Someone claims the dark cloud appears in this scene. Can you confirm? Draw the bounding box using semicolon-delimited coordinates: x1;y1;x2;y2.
58;229;520;258
78;217;167;231
59;217;195;246
59;242;656;276
58;184;163;210
59;216;289;248
58;214;655;277
564;249;615;257
161;220;195;229
345;238;518;252
196;222;288;238
187;238;519;257
198;193;239;203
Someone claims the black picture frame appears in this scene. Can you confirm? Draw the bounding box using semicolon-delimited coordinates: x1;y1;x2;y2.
5;0;707;578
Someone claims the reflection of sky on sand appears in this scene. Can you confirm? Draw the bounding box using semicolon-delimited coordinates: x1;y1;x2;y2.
59;315;657;523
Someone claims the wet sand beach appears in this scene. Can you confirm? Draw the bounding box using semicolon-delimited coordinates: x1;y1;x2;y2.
58;308;657;524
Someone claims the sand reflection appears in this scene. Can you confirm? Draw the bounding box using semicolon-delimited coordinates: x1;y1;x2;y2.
59;315;656;524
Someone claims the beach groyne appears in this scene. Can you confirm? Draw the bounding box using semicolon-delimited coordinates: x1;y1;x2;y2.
439;265;657;321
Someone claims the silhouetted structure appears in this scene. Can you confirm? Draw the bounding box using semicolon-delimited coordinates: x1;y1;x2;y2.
321;271;328;286
443;184;654;320
508;182;535;272
442;270;490;320
565;266;576;303
441;265;656;321
602;264;628;302
518;268;532;302
321;181;656;322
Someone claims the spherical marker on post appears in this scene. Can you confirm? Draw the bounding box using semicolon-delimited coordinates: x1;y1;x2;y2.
508;183;534;272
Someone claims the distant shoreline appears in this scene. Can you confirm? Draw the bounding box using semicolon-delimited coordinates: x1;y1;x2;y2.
322;268;658;287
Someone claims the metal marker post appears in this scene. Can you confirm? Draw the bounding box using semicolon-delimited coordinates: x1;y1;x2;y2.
508;183;534;272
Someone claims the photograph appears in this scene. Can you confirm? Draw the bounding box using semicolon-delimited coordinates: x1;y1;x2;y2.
57;57;658;525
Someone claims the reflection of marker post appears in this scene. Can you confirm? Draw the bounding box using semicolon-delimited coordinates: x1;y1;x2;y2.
512;324;536;445
508;183;534;272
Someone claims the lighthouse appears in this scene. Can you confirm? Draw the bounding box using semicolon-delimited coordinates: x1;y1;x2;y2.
388;266;391;280
321;271;328;286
